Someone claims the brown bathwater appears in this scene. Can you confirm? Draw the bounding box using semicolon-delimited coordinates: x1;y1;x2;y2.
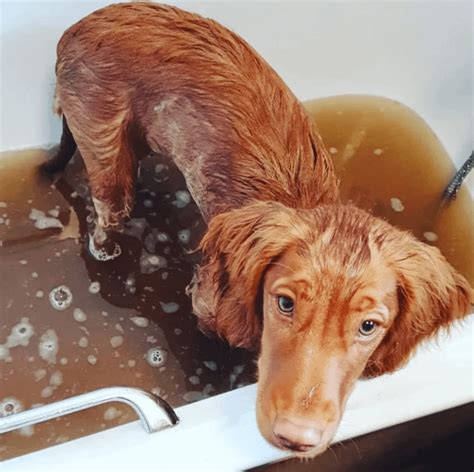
1;95;472;460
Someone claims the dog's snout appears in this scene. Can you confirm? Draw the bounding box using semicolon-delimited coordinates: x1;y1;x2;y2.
273;417;322;452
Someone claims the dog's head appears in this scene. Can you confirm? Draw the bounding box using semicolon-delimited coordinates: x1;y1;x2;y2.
197;201;472;457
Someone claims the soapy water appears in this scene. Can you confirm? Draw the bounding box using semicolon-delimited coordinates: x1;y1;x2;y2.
1;94;472;461
0;146;258;459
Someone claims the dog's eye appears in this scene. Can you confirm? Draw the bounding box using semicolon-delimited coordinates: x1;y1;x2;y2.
277;295;294;315
359;320;378;337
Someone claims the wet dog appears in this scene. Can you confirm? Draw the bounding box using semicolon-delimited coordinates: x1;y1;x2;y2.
42;3;472;456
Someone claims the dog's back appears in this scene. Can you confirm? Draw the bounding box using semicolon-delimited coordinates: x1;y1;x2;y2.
53;2;337;223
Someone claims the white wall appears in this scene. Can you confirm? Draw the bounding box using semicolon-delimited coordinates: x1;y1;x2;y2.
1;1;472;171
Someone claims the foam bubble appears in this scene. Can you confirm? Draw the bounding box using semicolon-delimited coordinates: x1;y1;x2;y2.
87;355;97;365
423;231;438;242
41;386;54;398
34;369;47;381
49;286;73;311
29;208;63;230
49;371;63;387
172;190;191;208
38;329;59;364
123;218;148;240
78;337;88;348
88;281;101;294
140;252;167;274
104;406;122;421
0;397;23;417
73;308;87;322
189;375;200;385
0;344;10;361
202;384;215;396
204;361;217;371
19;425;35;437
160;301;179;314
144;233;157;253
146;347;168;367
88;237;121;261
124;275;136;294
7;317;35;348
390;197;405;212
48;208;60;218
54;435;69;445
229;365;245;388
130;316;149;328
110;336;123;348
35;290;44;299
157;232;169;243
178;229;191;244
183;391;205;403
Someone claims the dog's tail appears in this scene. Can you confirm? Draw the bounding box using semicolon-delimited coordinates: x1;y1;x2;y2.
41;115;76;174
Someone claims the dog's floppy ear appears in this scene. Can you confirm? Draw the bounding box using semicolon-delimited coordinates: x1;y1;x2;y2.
194;201;305;349
365;228;472;377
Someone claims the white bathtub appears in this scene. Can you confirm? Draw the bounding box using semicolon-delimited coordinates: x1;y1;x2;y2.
1;1;472;471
